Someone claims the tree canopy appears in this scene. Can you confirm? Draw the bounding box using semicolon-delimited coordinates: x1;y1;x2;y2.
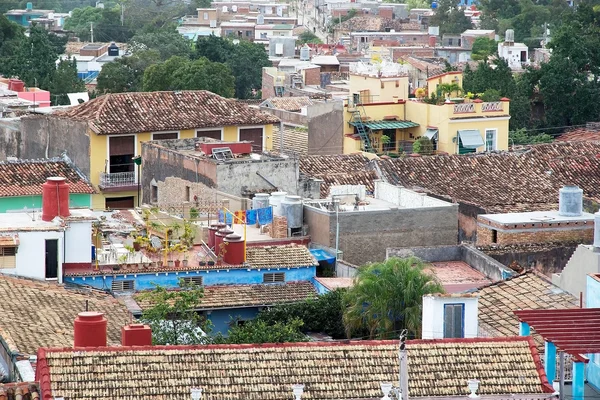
343;257;444;339
129;30;193;60
429;0;472;36
471;37;497;61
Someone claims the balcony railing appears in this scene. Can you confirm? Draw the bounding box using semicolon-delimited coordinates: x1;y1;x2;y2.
453;101;505;114
481;101;503;112
99;171;135;188
453;103;475;113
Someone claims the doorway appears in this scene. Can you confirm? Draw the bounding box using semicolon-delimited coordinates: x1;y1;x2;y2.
45;239;58;279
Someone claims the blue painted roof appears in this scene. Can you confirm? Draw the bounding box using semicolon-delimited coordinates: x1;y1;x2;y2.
310;249;335;263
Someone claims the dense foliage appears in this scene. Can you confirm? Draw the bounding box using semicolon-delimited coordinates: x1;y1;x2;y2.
215;318;309;344
429;0;472;36
343;257;444;339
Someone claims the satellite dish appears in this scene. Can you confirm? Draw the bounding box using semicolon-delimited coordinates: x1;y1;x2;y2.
150;236;162;250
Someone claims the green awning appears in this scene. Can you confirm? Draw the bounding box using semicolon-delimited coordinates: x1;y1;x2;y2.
350;120;420;130
458;129;484;149
424;128;438;139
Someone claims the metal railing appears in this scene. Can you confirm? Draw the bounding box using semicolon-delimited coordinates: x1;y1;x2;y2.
99;171;135;187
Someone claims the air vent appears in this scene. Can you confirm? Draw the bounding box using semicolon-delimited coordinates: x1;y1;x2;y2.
263;272;285;283
112;280;134;292
182;276;204;286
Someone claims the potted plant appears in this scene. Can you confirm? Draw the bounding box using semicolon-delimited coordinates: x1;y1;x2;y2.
142;208;151;221
182;251;189;267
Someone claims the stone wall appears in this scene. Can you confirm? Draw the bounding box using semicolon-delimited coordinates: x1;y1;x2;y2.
477;225;594;246
306;101;343;155
262;68;276;100
481;243;579;276
216;158;299;196
0;118;22;160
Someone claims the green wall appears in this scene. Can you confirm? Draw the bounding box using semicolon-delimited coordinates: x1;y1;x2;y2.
0;194;91;212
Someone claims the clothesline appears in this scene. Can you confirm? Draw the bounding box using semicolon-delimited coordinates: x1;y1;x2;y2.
218;206;274;225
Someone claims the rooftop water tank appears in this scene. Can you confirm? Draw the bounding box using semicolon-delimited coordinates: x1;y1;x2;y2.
300;44;310;61
431;1;437;9
558;185;583;217
74;312;107;348
505;29;515;43
281;195;303;229
108;42;119;56
208;222;226;249
26;2;33;10
253;193;270;210
269;191;288;216
223;233;244;265
215;228;234;258
42;177;70;222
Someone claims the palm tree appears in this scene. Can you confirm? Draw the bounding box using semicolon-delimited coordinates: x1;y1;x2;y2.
343;257;444;339
437;82;463;99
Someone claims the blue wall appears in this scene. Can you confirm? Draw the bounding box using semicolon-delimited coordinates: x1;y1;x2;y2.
208;307;260;335
587;275;600;391
312;278;330;295
67;266;317;291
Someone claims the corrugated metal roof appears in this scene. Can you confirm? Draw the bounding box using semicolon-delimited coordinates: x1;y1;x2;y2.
351;120;419;130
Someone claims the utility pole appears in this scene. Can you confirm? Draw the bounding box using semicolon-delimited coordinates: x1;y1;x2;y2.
120;1;124;26
90;22;94;43
399;330;408;400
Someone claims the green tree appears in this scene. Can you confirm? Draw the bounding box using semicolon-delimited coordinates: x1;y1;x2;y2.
429;0;472;36
96;49;160;93
510;128;553;145
143;56;235;97
471;37;497;61
215;318;309;344
298;30;322;44
412;136;434;155
405;0;429;9
194;35;270;98
50;58;86;105
256;289;348;339
0;15;25;73
129;29;192;60
139;279;211;345
63;6;103;41
343;257;444;339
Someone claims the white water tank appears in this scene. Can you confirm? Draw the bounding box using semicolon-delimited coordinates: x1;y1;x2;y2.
300;44;310;61
257;13;265;24
252;193;270;209
281;195;303;228
269;191;288;216
505;29;514;43
558;185;583;217
594;212;600;248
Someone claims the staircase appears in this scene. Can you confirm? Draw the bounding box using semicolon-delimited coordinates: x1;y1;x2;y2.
351;109;374;153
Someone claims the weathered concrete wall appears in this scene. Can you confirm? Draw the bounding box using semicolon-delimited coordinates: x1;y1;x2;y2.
386;244;513;282
20;116;90;176
305;204;458;266
0;118;22;159
552;245;600;300
481;243;578;276
307;101;343;155
261;107;309;126
216;158;299;196
458;203;486;243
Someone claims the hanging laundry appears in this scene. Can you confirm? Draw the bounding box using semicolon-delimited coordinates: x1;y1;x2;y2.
218;210;233;224
234;210;246;223
257;206;273;225
246;209;258;225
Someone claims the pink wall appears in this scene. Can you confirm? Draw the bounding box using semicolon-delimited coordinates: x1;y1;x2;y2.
18;89;51;108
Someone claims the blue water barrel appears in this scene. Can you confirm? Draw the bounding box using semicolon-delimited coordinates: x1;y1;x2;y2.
91;245;96;261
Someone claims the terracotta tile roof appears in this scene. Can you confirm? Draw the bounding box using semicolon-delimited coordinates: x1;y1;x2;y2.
403;56;445;76
0;382;40;399
135;281;317;310
0;275;130;355
377;141;600;212
556;127;600;142
36;337;553;399
272;124;308;155
0;158;94;197
246;244;319;268
263;96;314;111
475;270;578;349
300;154;376;197
53;91;280;135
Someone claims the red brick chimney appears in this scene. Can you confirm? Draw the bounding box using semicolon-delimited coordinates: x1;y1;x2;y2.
121;324;152;346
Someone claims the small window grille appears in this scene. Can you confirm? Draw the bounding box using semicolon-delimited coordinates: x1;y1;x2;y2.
263;272;285;283
112;280;134;292
182;276;204;286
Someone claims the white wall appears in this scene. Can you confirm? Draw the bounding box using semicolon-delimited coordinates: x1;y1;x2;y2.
374;181;452;208
422;294;479;339
0;230;63;282
65;221;92;263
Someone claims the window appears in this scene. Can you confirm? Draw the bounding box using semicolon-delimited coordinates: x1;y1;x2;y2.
444;303;464;338
203;12;209;19
382;129;396;152
196;129;222;140
0;247;17;269
491;229;498;243
151;185;158;203
152;132;178;140
485;129;497;152
182;276;204;286
112;280;134;292
108;136;135;174
239;127;264;151
263;272;285;283
186;186;191;202
105;196;135;209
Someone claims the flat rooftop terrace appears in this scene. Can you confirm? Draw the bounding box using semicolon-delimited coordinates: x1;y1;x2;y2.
480;210;594;225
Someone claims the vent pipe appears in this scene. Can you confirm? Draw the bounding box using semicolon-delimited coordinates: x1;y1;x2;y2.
558;185;583;217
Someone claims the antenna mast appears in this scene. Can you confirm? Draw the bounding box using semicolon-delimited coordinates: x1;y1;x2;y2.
399;329;408;400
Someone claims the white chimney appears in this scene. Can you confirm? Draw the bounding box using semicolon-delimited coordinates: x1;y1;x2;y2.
191;388;202;400
292;384;305;400
467;379;480;398
421;294;479;339
558;185;583;217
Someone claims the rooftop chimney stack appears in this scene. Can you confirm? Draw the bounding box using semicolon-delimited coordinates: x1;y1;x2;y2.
42;177;70;222
74;311;107;348
121;323;152;346
558;185;583;217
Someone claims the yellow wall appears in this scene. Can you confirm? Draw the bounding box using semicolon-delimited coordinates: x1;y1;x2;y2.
348;74;409;102
343;103;406;136
427;72;463;97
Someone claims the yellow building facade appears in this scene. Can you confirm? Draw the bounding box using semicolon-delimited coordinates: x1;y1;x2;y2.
343;71;510;155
